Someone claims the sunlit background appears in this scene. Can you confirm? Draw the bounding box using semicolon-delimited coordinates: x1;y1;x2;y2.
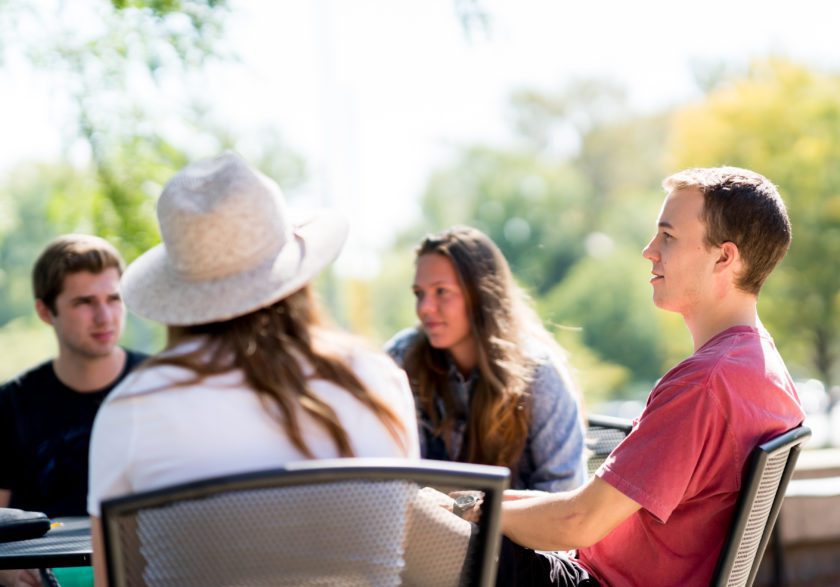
1;0;839;447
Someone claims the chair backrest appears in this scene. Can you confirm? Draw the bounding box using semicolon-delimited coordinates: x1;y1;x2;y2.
101;459;509;587
585;414;633;478
710;425;811;587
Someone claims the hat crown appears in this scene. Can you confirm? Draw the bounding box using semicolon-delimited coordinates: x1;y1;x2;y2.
121;151;348;326
157;152;291;281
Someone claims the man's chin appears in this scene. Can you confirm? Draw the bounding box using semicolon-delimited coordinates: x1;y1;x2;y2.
652;296;676;313
80;344;121;360
653;301;687;318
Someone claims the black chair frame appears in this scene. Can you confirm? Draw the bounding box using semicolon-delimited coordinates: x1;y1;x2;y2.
710;425;811;587
101;458;509;587
585;414;633;477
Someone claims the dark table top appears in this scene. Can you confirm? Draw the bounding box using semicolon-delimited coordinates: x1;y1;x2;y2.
0;517;91;569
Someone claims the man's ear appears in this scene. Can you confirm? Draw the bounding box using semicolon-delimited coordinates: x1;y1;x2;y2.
715;241;740;272
35;299;55;326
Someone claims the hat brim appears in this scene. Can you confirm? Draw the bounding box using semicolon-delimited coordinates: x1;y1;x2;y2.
122;210;348;326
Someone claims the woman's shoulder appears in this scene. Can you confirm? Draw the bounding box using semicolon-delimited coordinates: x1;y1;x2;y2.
523;340;576;397
105;340;221;402
383;327;422;366
348;344;410;386
105;361;195;403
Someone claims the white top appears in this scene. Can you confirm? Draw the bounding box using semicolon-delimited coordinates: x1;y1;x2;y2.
87;342;420;516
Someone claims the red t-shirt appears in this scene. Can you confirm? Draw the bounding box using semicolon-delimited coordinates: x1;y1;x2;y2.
576;326;804;586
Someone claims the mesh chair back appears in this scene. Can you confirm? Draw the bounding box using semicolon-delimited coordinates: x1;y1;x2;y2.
711;425;811;587
101;459;509;587
585;415;633;477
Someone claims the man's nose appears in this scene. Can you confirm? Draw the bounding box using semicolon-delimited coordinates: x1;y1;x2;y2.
93;301;111;323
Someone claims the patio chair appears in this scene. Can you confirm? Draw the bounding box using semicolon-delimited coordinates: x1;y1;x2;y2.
100;458;509;587
585;414;633;478
710;425;812;587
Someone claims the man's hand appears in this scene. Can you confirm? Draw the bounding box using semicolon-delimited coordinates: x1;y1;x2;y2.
0;569;43;587
448;491;483;523
416;487;484;523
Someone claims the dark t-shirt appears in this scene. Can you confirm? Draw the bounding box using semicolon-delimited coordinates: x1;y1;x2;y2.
0;349;147;517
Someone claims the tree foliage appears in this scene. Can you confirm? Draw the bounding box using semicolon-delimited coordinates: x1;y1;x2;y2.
0;0;232;260
0;0;309;372
418;147;592;294
540;249;669;383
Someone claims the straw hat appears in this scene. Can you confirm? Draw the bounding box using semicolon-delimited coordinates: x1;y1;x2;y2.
121;151;348;326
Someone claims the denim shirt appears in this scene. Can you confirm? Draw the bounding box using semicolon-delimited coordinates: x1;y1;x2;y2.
385;328;586;492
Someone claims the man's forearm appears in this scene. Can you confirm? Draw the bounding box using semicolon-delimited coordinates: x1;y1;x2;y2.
501;477;642;552
502;491;590;551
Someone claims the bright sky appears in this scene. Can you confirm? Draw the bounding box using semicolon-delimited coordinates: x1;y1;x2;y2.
2;0;839;276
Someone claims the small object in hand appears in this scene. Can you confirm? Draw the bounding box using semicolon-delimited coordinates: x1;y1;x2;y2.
453;494;479;518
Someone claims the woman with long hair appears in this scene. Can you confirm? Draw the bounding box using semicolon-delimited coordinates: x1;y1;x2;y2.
87;153;419;585
387;225;585;491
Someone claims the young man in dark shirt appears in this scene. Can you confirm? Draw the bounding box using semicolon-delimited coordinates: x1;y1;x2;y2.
0;235;146;586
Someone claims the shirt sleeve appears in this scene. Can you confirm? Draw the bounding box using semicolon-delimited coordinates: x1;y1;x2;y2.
87;397;135;517
597;376;724;523
383;328;418;368
526;360;587;492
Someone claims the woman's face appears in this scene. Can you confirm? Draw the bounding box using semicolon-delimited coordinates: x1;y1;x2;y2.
413;254;474;362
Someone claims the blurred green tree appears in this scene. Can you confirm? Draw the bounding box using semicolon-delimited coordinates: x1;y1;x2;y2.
0;1;311;375
0;0;231;260
668;58;840;385
0;163;88;326
419;148;591;295
540;249;667;384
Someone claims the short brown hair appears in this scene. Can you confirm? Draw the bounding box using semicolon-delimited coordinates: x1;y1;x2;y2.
663;167;792;294
33;234;125;314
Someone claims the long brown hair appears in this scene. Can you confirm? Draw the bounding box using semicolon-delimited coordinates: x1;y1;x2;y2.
404;225;565;470
146;285;408;458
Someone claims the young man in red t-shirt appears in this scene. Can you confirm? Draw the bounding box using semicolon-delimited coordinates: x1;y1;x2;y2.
497;167;805;586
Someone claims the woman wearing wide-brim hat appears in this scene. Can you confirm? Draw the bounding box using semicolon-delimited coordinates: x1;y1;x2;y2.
86;152;420;585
